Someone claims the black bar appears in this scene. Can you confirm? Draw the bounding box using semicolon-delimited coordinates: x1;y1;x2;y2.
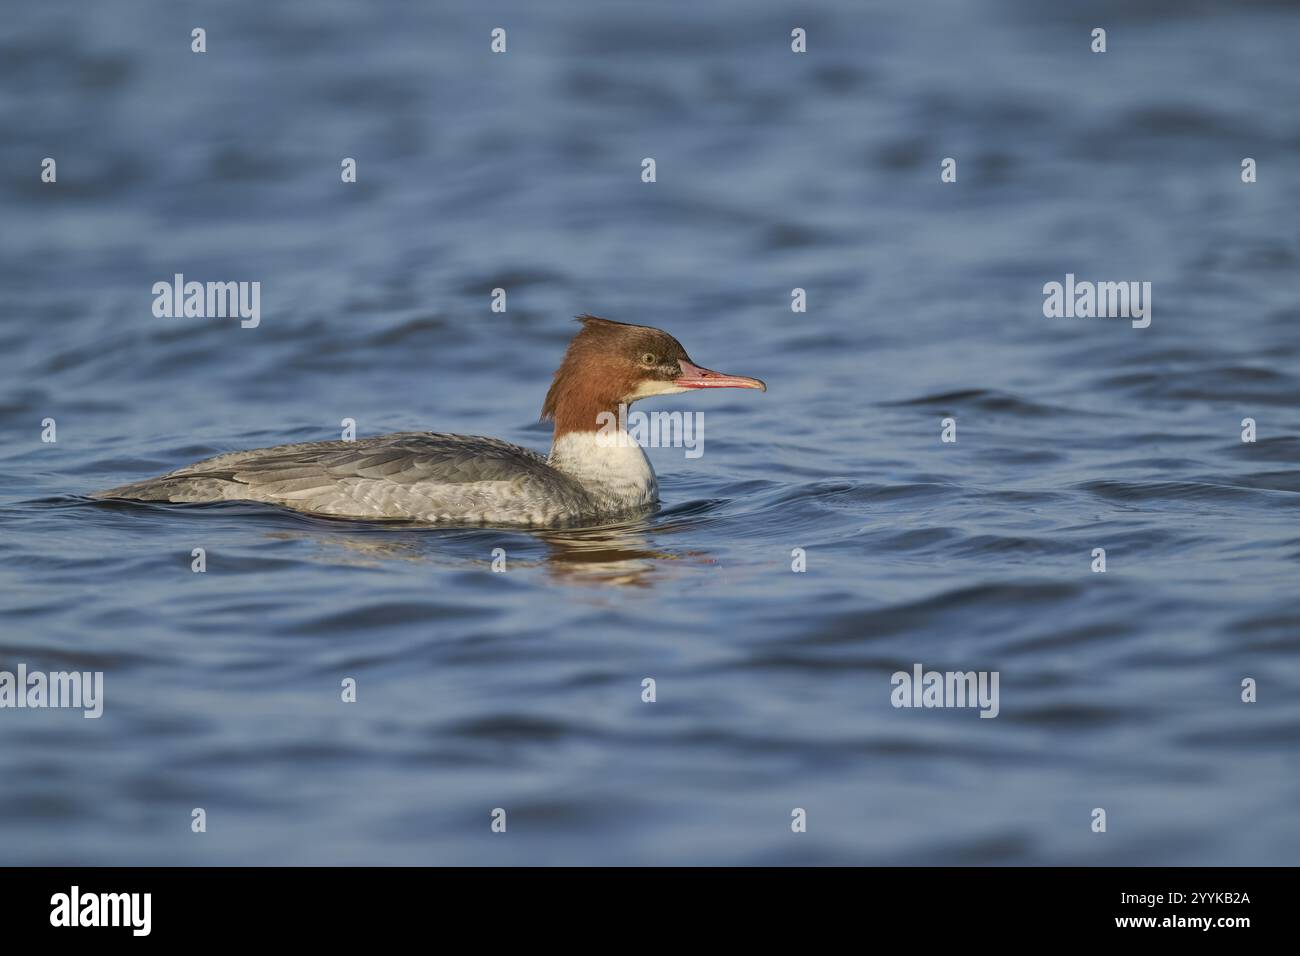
0;867;1278;941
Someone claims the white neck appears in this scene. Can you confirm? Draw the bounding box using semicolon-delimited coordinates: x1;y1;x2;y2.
548;431;658;513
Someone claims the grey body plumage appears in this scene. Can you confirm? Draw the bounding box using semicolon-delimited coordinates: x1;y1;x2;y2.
97;433;599;526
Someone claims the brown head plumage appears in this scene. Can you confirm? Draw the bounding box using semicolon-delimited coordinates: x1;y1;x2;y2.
540;315;765;439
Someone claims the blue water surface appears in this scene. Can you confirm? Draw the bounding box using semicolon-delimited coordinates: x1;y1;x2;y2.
1;0;1297;864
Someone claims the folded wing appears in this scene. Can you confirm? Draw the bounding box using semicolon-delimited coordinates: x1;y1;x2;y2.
98;432;594;524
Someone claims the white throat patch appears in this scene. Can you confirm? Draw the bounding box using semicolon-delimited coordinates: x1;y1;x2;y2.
548;431;658;511
625;379;690;400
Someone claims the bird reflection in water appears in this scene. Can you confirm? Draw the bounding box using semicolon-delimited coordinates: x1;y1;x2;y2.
263;514;708;586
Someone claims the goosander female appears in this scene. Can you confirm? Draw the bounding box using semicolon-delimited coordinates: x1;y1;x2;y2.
97;316;765;526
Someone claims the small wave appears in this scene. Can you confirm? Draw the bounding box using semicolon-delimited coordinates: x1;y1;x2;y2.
882;388;1074;418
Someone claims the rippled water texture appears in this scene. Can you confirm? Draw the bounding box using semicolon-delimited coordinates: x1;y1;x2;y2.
1;1;1298;864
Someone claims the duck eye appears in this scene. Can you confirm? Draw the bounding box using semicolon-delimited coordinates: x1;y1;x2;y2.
640;352;657;366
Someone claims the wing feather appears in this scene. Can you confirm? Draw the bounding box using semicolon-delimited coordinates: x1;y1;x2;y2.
100;432;594;524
